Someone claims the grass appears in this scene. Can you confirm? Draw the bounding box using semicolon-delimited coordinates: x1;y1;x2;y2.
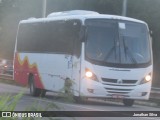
0;91;60;120
0;92;23;111
0;78;76;119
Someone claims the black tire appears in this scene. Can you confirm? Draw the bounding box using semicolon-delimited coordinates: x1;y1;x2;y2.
123;99;134;106
29;75;40;97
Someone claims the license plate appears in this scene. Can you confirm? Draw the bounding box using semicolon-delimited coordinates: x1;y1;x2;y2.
112;94;124;99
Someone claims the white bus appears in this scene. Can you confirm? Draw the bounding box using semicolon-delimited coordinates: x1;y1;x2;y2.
14;10;153;106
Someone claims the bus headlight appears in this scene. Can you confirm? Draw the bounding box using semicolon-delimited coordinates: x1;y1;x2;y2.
145;75;151;82
139;73;152;84
86;71;93;78
85;68;99;82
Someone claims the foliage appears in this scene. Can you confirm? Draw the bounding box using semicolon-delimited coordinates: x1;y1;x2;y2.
0;92;59;120
0;92;23;111
58;78;75;103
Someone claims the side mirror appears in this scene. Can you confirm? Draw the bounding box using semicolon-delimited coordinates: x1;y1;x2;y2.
149;30;153;44
150;30;153;36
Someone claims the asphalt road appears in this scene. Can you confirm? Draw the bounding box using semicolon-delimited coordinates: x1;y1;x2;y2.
0;83;160;120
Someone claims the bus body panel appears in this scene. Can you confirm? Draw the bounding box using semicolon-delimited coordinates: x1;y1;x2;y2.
72;56;81;96
14;53;72;92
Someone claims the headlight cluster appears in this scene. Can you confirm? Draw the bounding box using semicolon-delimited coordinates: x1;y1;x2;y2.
85;68;99;82
139;73;152;84
85;71;93;78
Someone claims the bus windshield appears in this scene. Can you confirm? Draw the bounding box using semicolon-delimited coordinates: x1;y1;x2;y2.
85;19;151;68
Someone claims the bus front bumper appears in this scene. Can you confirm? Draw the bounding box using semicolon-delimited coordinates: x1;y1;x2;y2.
80;79;151;100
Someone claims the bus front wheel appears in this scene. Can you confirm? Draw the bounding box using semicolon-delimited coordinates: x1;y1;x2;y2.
123;99;134;106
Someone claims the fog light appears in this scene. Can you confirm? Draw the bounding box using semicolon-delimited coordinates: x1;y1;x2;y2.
87;88;94;93
142;92;147;96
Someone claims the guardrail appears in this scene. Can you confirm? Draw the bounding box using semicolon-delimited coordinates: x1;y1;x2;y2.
0;73;13;80
152;87;160;91
150;87;160;100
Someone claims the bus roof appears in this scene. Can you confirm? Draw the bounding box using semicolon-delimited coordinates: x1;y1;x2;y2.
19;10;147;25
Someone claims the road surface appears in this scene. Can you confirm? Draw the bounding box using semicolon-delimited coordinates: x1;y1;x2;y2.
0;83;159;120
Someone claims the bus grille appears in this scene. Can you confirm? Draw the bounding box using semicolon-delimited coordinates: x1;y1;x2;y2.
101;78;138;95
101;78;138;86
104;88;132;94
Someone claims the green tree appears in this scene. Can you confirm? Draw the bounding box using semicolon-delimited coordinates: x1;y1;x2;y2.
0;0;42;59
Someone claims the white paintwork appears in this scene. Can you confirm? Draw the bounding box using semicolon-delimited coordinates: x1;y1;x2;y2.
19;10;146;25
47;10;99;17
18;53;72;92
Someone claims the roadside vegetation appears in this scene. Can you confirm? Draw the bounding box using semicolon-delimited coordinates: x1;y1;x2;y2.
0;91;60;120
58;78;75;103
0;78;76;120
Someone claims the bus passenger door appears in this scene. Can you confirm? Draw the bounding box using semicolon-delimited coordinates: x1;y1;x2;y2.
71;40;82;96
72;57;81;96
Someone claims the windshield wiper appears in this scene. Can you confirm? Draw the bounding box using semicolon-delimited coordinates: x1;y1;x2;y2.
104;35;117;61
122;37;137;64
104;45;116;61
